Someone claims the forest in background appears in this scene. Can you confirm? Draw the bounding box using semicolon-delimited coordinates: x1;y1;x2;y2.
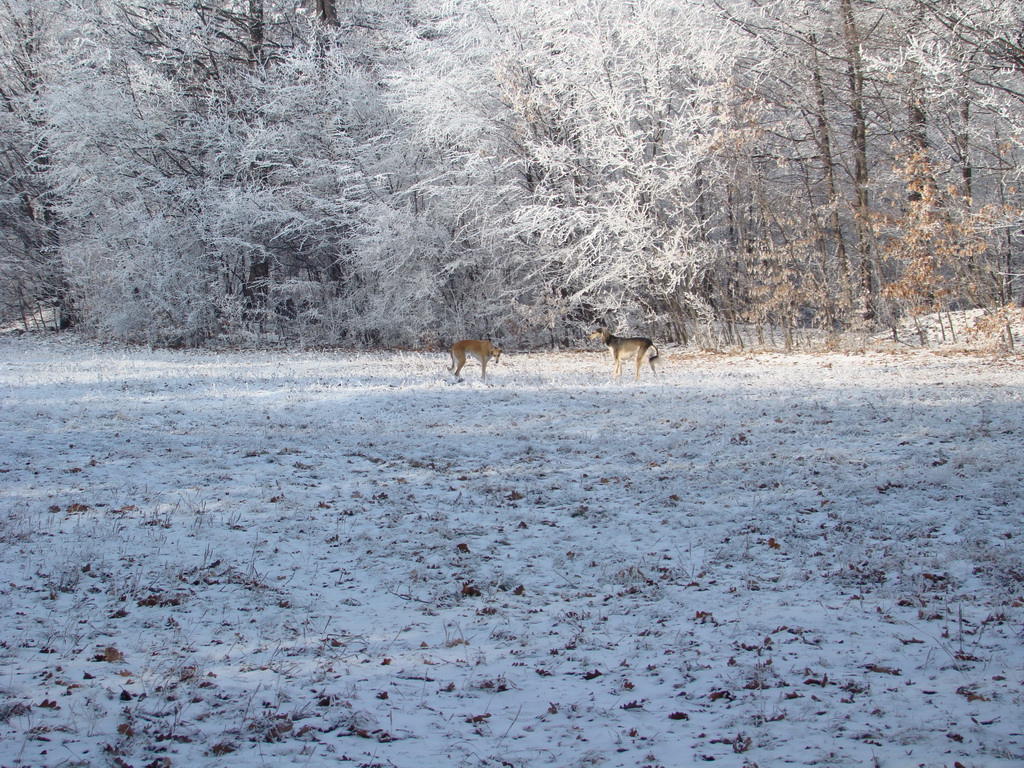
2;0;1023;349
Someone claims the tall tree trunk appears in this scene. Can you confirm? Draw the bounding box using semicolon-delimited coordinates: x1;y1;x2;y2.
810;35;853;319
957;97;973;200
249;0;265;66
316;0;339;26
839;0;876;325
907;90;929;200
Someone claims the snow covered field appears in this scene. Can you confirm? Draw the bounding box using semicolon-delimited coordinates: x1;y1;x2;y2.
1;335;1022;768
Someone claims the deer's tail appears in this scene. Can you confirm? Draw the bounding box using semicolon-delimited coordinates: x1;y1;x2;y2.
648;345;660;373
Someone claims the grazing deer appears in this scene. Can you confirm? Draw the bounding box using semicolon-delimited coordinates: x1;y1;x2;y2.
448;340;502;381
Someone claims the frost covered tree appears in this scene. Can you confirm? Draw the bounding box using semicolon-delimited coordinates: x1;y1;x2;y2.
395;0;749;344
395;0;1023;346
703;0;1024;341
45;0;402;345
0;0;80;329
2;0;1022;347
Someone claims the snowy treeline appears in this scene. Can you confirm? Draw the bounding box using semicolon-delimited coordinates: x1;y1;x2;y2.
2;0;1023;347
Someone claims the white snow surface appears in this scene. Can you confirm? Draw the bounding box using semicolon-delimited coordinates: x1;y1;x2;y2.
1;336;1022;767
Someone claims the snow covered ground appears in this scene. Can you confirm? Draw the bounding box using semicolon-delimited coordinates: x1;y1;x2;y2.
1;335;1022;768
